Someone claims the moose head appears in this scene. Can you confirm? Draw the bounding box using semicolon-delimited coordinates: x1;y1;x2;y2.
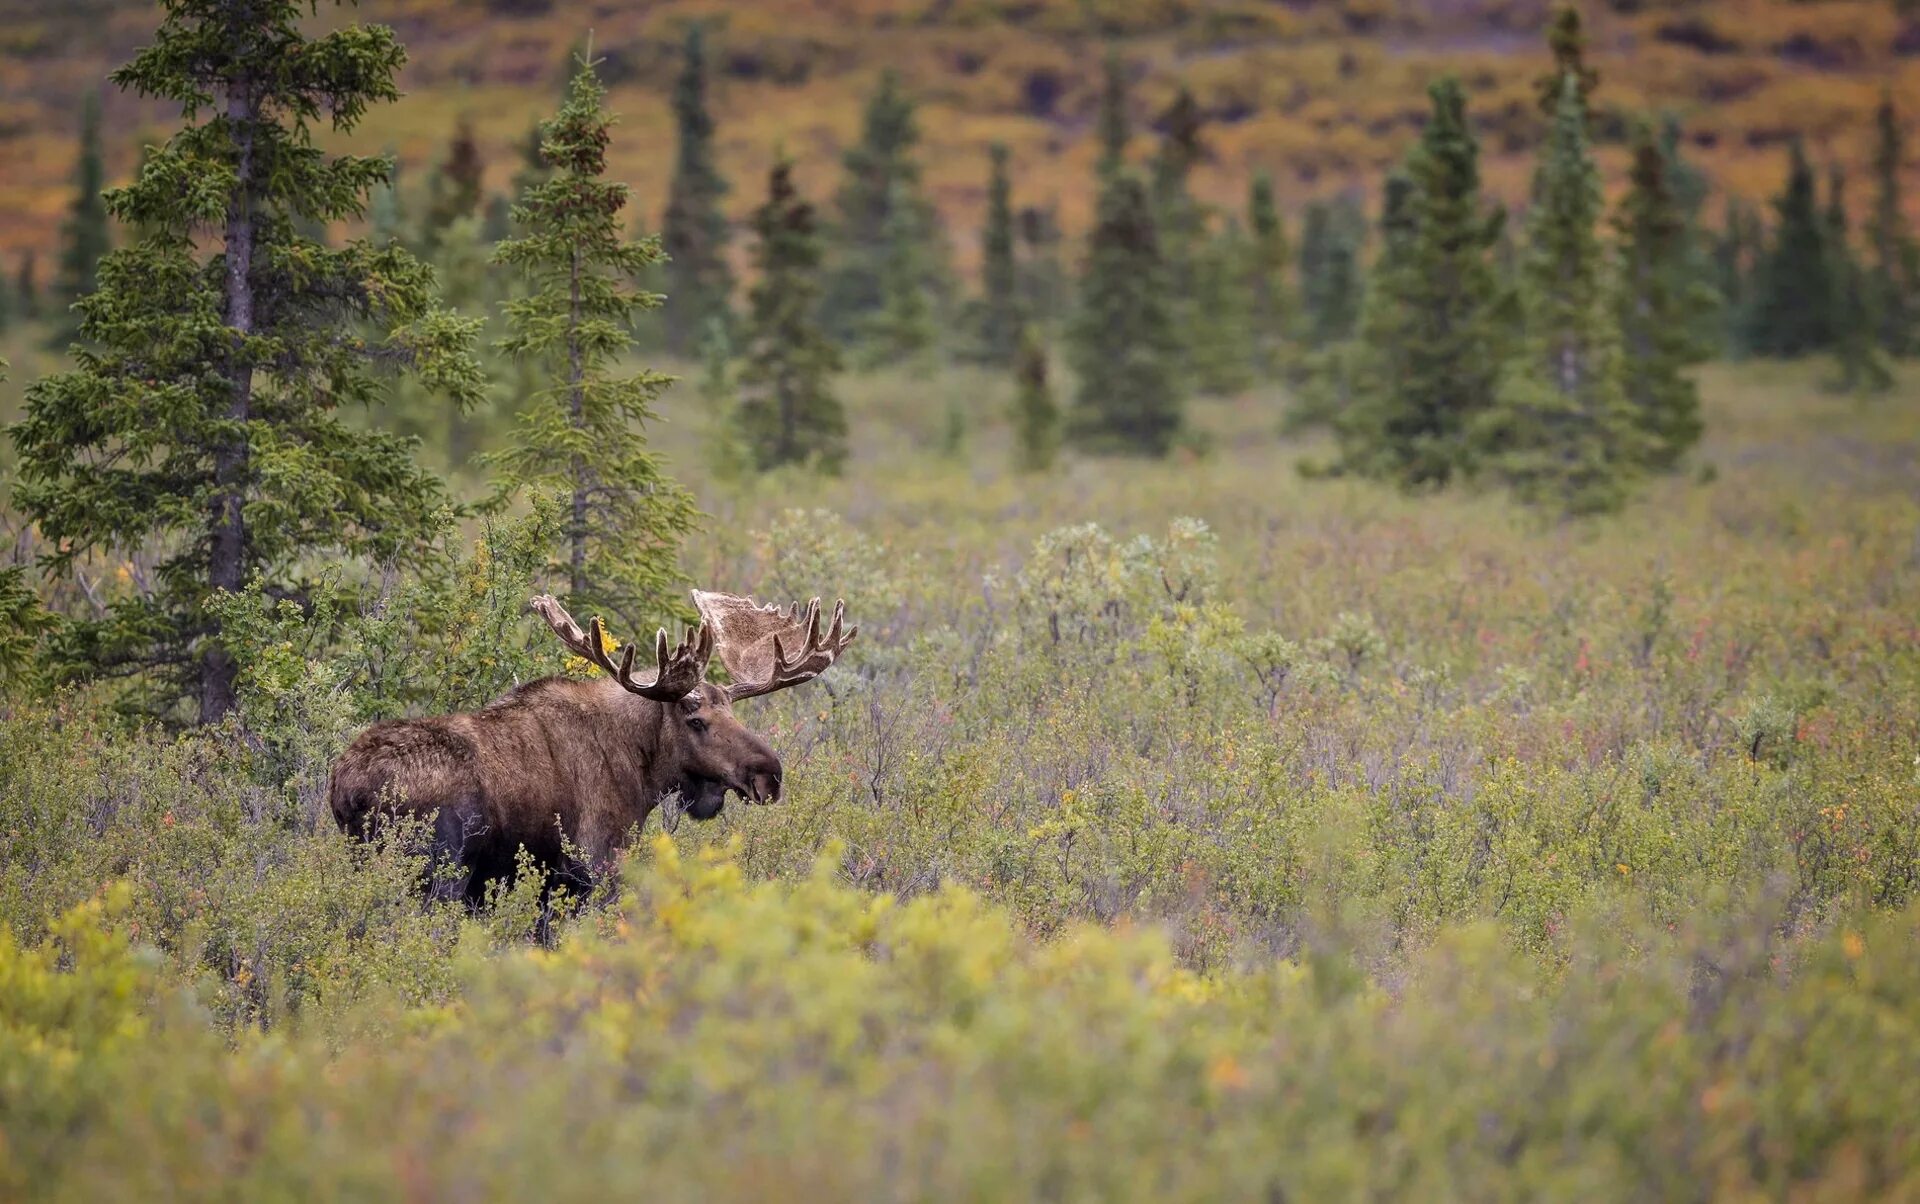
528;590;859;821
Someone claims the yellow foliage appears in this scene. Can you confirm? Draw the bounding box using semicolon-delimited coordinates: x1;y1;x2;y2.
0;0;1912;266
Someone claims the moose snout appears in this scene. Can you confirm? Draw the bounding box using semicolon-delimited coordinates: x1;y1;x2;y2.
748;767;782;804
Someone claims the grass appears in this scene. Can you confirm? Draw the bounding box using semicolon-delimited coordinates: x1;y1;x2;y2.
1;341;1919;1193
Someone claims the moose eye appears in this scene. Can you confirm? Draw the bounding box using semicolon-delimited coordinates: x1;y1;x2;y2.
687;716;708;733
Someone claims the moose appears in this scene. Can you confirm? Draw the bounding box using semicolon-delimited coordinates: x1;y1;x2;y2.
329;589;856;904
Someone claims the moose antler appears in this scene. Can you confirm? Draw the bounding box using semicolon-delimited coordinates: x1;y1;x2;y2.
692;590;857;702
529;594;713;701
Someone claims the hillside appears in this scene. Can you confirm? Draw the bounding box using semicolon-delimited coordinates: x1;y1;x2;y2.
0;0;1914;274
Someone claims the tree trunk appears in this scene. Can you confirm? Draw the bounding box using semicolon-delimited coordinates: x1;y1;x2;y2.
568;246;587;599
202;76;257;724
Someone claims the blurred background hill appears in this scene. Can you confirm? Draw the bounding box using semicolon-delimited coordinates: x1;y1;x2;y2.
0;0;1913;274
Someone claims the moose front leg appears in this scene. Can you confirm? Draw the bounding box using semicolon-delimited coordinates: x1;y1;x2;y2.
426;805;480;906
566;808;629;892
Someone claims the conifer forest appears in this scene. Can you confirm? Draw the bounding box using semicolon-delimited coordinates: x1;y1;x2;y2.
3;1;1920;1197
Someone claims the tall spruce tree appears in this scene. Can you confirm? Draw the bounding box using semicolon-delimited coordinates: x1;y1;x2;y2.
1335;78;1504;488
14;251;38;322
1534;4;1598;121
861;180;938;367
1868;89;1917;357
1152;86;1208;374
661;23;734;357
482;122;551;244
1189;222;1256;395
1824;165;1894;394
1297;201;1330;340
1713;195;1758;357
368;149;408;244
51;93;112;346
1658;115;1722;352
1151;85;1205;234
484;56;699;626
1010;324;1060;472
1299;199;1363;348
822;71;944;348
1067;172;1182;455
1017;203;1067;330
739;158;847;472
978;143;1022;365
422;120;485;252
1247;173;1291;373
1613;120;1711;469
511;120;551;198
1478;75;1642;516
9;0;485;721
1748;140;1835;357
1658;116;1710;224
1097;48;1130;176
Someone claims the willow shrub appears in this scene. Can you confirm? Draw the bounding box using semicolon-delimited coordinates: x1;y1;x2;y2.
4;362;1919;1195
5;843;1918;1200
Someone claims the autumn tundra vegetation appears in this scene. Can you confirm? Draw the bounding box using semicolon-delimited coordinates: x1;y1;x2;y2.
1;0;1919;1197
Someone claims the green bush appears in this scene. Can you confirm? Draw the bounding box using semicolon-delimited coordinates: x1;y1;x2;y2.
6;846;1919;1199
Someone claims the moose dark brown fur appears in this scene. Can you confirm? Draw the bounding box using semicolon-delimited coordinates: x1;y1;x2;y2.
328;590;855;903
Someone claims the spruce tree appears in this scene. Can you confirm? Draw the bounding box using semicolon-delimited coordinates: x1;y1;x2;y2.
0;265;10;334
1658;115;1710;224
1333;175;1415;467
1478;75;1642;516
695;316;750;483
1300;199;1363;348
978;143;1022;365
1613;120;1711;469
661;23;734;357
51;92;112;345
1492;200;1521;288
1189;222;1256;395
1097;48;1129;176
1067;172;1182;456
1017;203;1067;330
482;123;551;245
1748;140;1834;357
1658;114;1721;352
1247;173;1291;374
1151;86;1205;228
368;149;408;244
739;158;847;472
9;0;485;721
14;251;38;322
511;119;551;197
484;56;700;626
1297;200;1330;341
1377;171;1419;259
1534;4;1598;121
861;180;938;367
822;71;944;348
1010;324;1061;472
1335;78;1505;488
1713;195;1757;357
1152;86;1207;373
1824;165;1894;394
422;120;485;252
1868;89;1917;357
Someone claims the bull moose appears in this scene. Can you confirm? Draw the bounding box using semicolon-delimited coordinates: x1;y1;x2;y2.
329;589;856;903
